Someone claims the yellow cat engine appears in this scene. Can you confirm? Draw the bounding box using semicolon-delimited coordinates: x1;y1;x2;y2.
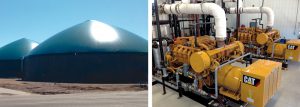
241;60;282;107
266;39;300;62
216;59;282;107
173;36;216;50
266;43;286;59
234;27;280;46
285;39;300;61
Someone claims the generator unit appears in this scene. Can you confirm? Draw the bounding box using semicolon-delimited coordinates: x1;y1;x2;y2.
216;60;282;107
231;27;280;56
270;39;300;62
152;0;287;106
232;27;300;62
240;60;282;107
154;38;282;107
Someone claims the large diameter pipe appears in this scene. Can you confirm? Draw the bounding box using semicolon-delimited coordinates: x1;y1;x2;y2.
162;3;227;42
229;7;275;27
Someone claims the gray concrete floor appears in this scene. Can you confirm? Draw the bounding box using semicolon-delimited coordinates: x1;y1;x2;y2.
153;61;300;107
0;91;147;107
153;84;205;107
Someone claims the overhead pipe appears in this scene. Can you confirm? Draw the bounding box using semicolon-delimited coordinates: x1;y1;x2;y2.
161;3;227;47
229;7;275;29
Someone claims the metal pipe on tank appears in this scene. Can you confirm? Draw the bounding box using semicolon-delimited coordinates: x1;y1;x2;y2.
152;25;172;39
152;0;172;68
152;40;169;69
153;43;162;69
154;0;167;94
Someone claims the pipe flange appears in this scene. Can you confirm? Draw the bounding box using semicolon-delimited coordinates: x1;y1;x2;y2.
200;3;204;14
239;7;243;13
175;3;181;14
170;4;175;14
225;8;230;13
160;3;166;14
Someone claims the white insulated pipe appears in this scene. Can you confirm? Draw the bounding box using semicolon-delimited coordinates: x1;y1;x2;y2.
162;3;227;41
229;7;274;27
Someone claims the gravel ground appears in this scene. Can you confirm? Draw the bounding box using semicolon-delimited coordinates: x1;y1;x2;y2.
0;78;147;95
0;90;148;107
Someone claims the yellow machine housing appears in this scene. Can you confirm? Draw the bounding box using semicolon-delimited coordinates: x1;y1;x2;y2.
241;60;282;107
231;27;281;56
168;45;202;64
266;43;286;58
174;36;216;50
165;36;217;66
218;65;244;100
265;39;300;61
236;27;280;45
166;41;245;88
285;39;300;61
216;60;282;107
234;27;300;62
190;41;244;73
165;37;214;74
165;35;282;107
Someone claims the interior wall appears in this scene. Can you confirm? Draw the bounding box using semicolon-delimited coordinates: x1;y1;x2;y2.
226;0;300;39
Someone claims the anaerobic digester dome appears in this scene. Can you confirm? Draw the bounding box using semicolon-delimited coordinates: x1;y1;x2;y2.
24;20;148;83
0;38;38;77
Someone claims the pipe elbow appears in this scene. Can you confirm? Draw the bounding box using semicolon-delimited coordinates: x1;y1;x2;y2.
209;4;226;16
262;7;274;15
209;4;227;41
161;3;227;41
262;7;274;27
228;7;275;27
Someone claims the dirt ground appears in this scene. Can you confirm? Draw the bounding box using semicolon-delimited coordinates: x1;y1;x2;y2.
0;78;147;95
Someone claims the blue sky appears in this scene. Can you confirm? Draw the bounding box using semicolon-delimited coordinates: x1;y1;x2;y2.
0;0;148;47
